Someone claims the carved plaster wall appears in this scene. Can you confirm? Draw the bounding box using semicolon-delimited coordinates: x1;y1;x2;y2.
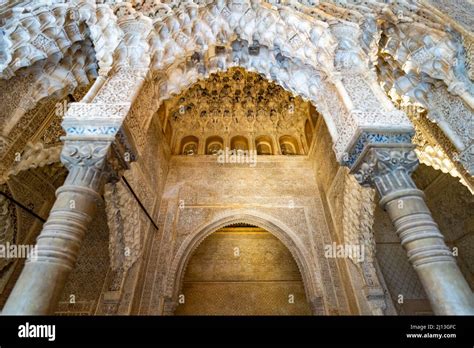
0;70;94;184
44;0;423;175
2;0;472;172
0;185;17;297
135;155;351;315
377;23;474;175
92;98;171;315
175;226;312;315
0;0;472;317
310;115;396;315
56;203;110;315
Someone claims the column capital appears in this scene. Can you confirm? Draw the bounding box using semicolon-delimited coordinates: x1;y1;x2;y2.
60;140;111;171
351;145;419;198
60;100;138;185
56;140;111;202
60;129;137;188
351;145;474;314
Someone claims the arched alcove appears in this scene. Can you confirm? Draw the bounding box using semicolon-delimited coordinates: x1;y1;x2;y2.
230;136;249;153
279;135;300;155
255;135;274;155
205;136;224;155
165;210;324;315
174;224;312;315
179;135;199;155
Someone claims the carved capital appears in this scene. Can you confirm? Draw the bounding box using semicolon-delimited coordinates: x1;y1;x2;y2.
60;141;111;171
352;146;419;197
59;140;112;193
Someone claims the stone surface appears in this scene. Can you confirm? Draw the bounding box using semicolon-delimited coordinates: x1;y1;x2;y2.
0;0;472;317
175;226;312;315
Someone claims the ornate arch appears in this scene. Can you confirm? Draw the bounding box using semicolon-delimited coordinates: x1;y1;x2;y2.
2;1;471;173
58;0;416;173
0;1;122;130
2;0;472;317
165;209;325;314
377;18;474;177
0;1;121;181
0;1;121;77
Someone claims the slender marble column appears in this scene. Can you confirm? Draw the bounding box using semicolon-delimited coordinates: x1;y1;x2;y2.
2;140;113;314
353;146;474;315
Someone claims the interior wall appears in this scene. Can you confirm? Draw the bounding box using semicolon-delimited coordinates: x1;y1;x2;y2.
308;113;474;315
98;106;172;315
175;226;312;315
123;84;172;219
309;116;380;314
136;154;352;315
56;204;110;315
54;102;173;315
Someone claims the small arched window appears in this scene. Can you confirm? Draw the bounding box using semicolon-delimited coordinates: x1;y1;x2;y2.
206;136;224;155
180;136;199;155
255;135;274;155
279;135;299;155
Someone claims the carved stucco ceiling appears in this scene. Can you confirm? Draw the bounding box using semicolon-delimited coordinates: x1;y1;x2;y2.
0;0;472;179
165;67;311;137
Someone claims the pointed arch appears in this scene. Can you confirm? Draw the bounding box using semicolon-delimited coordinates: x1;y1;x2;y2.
165;209;325;315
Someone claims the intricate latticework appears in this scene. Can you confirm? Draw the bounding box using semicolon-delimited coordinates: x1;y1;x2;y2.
377;17;473;175
1;1;471;157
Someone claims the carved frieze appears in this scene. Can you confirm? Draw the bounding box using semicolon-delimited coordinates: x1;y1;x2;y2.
104;181;143;288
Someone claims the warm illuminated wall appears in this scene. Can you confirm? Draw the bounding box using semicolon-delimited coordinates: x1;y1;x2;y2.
175;226;311;315
136;155;352;315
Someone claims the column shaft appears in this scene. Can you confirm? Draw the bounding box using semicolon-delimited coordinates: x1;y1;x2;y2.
381;185;473;314
2;141;110;315
354;147;474;315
